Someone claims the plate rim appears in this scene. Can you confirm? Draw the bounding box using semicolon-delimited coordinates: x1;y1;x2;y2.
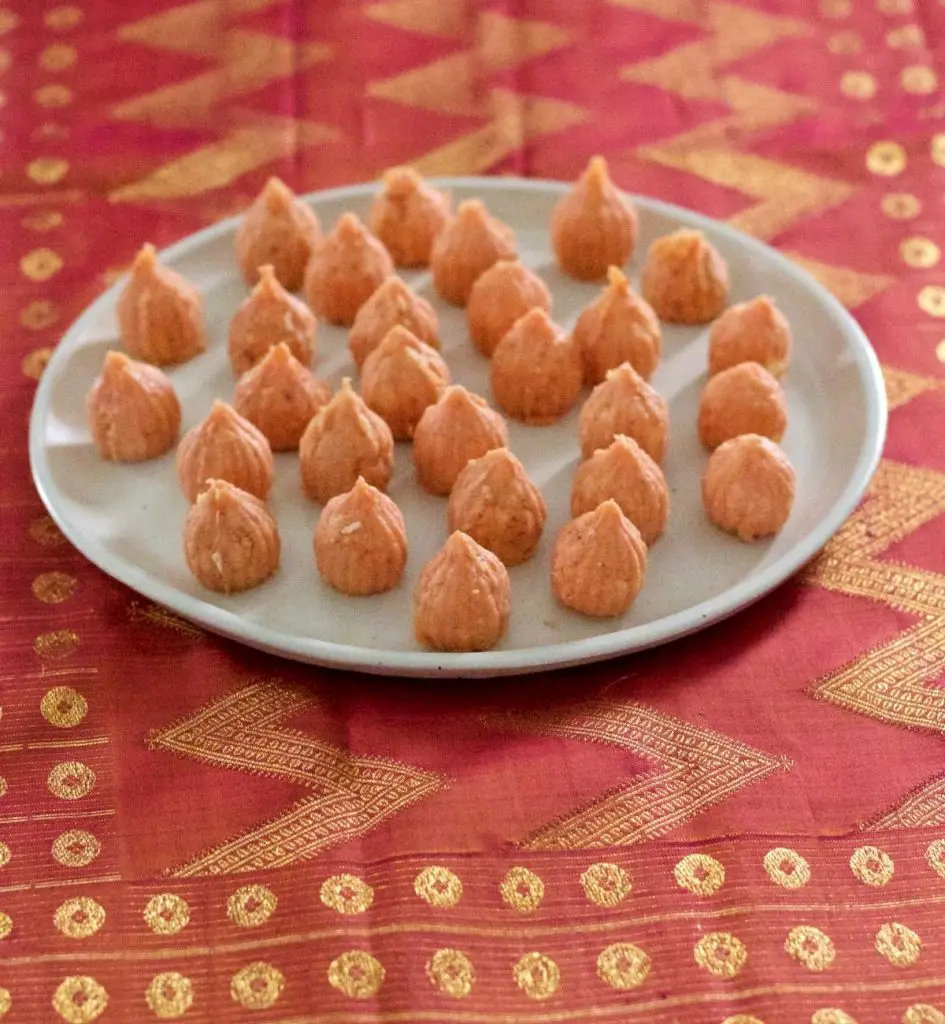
28;175;888;678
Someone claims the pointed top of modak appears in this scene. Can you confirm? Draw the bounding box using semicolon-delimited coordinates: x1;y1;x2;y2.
505;306;563;346
206;398;240;426
133;242;158;274
199;476;247;510
335;212;368;242
262;176;294;214
382;165;421;198
606;264;631;293
101;349;132;379
253;263;284;298
583;155;611;195
439;384;486;415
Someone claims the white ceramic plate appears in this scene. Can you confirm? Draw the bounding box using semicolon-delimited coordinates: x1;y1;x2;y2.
29;177;886;678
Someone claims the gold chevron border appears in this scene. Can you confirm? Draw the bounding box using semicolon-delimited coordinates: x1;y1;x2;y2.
489;700;789;850
150;680;445;876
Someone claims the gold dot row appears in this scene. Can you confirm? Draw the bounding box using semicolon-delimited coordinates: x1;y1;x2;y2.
5;924;934;1023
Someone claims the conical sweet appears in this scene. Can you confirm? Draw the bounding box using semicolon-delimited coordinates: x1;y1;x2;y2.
117;243;206;366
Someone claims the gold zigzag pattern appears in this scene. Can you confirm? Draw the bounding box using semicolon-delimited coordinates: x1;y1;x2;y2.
804;461;945;826
489;700;788;850
108;0;336;202
150;681;445;876
616;0;860;248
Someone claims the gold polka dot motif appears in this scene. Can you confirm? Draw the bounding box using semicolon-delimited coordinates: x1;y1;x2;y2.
227;884;277;927
881;193;922;220
580;862;632;907
0;10;18;35
23;209;64;231
144;893;189;935
841;71;877;100
875;921;922;966
145;972;193;1020
674;853;725;895
426;948;475;998
0;778;7;798
513;952;560;1001
54;896;105;939
52;976;108;1023
41;686;87;727
721;1016;765;1024
40;43;77;71
328;951;385;1000
827;30;862;54
850;845;895;885
27;157;69;184
500;866;544;912
33;571;77;604
34;84;72;108
45;6;83;30
877;0;914;12
866;141;907;177
931;134;945;166
785;925;836;971
20;247;63;281
901;66;938;94
693;931;747;978
0;911;11;939
887;24;925;48
903;1005;945;1024
319;873;373;915
925;838;945;878
811;1010;858;1024
21;300;60;331
0;987;9;1017
821;0;852;18
22;348;54;379
414;865;463;907
0;842;10;868
30;515;67;547
35;629;79;659
47;761;95;799
919;286;945;317
52;829;100;867
763;847;811;889
231;961;285;1010
596;942;651;989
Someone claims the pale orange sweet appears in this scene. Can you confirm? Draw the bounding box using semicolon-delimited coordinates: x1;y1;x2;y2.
571;435;669;546
184;479;280;593
235;177;321;291
579;362;669;463
412;385;509;496
448;448;547;566
299;378;394;504
708;295;792;377
551;156;638;281
641;229;729;325
414;531;511;652
466;259;552;357
176;400;274;503
303;213;394;326
314;477;408;596
698;361;788;451
491;308;583;425
349;276;439;370
430;199;517;307
361;326;451;441
228;264;316;376
86;350;181;462
702;434;796;541
117;244;206;366
233;342;331;451
368;166;450;268
574;266;661;385
552;499;647;618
